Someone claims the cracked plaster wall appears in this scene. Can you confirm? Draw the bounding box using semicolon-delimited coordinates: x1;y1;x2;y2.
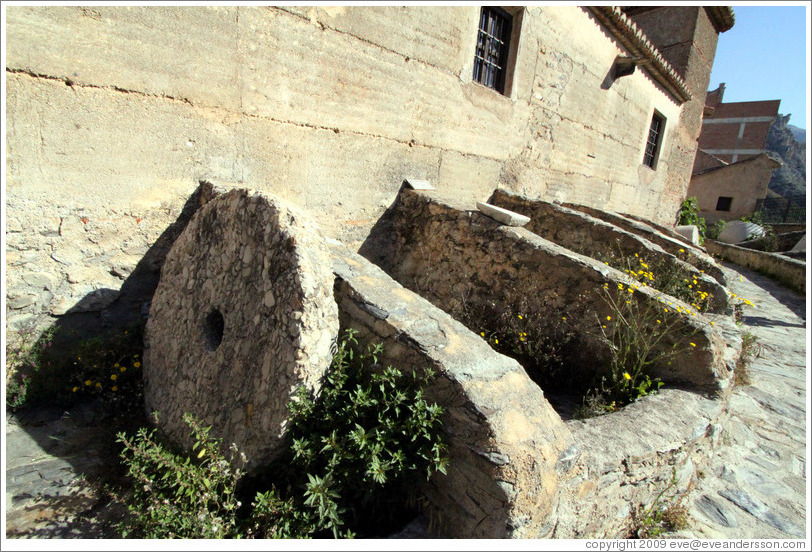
6;5;703;336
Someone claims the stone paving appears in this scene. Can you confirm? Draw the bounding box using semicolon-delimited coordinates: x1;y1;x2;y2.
666;262;807;539
3;261;808;539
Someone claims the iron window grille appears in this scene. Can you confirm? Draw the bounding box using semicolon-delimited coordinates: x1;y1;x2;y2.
643;112;666;168
473;7;513;94
715;196;733;212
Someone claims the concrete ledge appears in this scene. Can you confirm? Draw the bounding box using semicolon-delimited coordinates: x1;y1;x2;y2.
705;240;806;295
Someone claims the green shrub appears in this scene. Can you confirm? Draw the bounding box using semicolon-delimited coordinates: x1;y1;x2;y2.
706;220;726;240
116;329;448;539
117;413;246;538
5;325;55;410
576;282;702;418
270;328;449;537
677;196;707;243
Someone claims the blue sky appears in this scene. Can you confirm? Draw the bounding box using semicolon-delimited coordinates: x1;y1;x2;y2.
708;4;809;130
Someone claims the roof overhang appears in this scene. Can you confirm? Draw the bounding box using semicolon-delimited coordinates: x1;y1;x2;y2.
586;6;692;104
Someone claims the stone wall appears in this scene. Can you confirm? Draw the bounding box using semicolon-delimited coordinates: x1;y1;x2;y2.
561;203;727;285
705;240;807;296
331;245;572;538
488;189;729;313
367;189;730;395
6;5;715;337
351;188;741;537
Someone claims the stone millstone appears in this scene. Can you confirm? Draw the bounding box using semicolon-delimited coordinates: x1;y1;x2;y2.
143;188;339;472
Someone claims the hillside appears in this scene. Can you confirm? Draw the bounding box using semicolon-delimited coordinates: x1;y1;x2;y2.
788;124;805;144
766;114;806;198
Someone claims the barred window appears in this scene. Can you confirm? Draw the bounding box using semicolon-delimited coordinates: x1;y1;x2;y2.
473;7;513;94
643;112;666;168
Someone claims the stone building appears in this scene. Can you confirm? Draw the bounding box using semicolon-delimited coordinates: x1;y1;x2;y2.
687;83;782;222
5;5;735;335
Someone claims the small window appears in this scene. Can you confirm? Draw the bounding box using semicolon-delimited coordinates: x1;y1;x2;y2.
473;7;513;94
716;197;733;212
643;112;666;169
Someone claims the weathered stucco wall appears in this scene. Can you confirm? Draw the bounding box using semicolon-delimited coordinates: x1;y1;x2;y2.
5;5;707;334
688;155;781;223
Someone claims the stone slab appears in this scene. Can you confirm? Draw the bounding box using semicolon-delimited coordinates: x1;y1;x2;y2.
403;178;435;191
476;201;531;227
675;224;700;245
144;188;339;473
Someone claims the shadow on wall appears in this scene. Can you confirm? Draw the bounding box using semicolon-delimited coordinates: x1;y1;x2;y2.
356;182;409;274
5;182;218;537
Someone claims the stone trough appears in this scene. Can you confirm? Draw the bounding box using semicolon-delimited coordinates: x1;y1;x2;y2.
372;189;730;396
144;185;741;538
561;201;727;285
487;189;729;314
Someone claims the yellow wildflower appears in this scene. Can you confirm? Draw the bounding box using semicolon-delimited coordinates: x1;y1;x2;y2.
112;386;118;392
133;362;141;368
690;343;696;347
84;380;92;386
72;386;78;393
606;315;611;321
518;314;523;320
114;363;120;368
111;374;118;381
623;372;631;380
494;338;499;344
121;366;127;372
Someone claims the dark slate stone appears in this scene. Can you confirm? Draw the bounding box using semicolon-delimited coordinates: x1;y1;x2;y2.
696;494;738;527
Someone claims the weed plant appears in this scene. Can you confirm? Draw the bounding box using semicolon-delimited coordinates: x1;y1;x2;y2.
632;468;689;538
116;329;448;539
456;296;577;391
735;330;761;386
5;325;55;410
677;196;706;243
598;248;713;313
575;281;707;418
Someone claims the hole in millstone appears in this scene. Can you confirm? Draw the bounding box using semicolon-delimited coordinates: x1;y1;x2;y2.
203;309;225;352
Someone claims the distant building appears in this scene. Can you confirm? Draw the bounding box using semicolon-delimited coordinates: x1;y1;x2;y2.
687;83;782;223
